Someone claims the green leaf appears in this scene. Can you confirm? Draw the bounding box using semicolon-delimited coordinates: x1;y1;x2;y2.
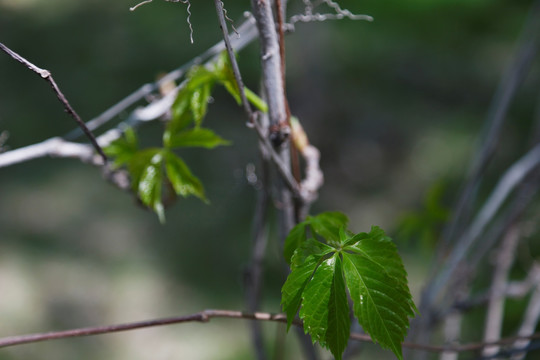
103;126;138;167
166;91;194;146
244;87;268;113
214;51;242;104
307;211;349;245
342;228;417;360
281;254;321;331
133;150;165;223
128;148;162;192
190;82;212;126
325;255;351;360
284;221;308;266
186;66;216;91
223;80;241;105
281;212;416;360
299;255;350;360
284;212;349;263
163;150;206;202
290;238;334;269
345;227;416;308
167;128;231;149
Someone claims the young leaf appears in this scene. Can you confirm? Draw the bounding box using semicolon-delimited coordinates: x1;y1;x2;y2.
167;128;231;149
103;126;138;167
214;51;242;104
164;150;206;202
284;212;349;265
128;148;162;192
186;65;216;91
190;82;212;126
170;89;193;129
244;87;268;113
136;151;165;223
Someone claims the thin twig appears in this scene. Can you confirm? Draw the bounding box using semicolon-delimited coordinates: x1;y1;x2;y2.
4;308;540;354
214;0;254;120
482;225;521;357
129;0;153;11
511;284;540;360
0;42;107;164
245;157;271;360
0;137;95;168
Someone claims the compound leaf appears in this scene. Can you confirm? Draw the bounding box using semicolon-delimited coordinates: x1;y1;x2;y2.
282;212;416;360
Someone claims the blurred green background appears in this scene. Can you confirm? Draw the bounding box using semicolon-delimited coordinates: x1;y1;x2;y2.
0;0;538;359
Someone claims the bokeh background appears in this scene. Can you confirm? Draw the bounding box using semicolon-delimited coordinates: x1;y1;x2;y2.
0;0;538;359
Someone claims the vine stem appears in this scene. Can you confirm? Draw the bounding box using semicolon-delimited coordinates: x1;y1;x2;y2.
2;308;540;354
0;42;107;165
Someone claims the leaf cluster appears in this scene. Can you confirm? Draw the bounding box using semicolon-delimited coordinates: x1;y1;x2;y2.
104;53;247;222
282;212;417;360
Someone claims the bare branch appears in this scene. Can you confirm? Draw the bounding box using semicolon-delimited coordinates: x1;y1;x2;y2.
4;308;540;355
0;137;95;168
511;285;540;360
0;42;107;164
483;225;521;357
426;142;540;307
250;0;287;132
